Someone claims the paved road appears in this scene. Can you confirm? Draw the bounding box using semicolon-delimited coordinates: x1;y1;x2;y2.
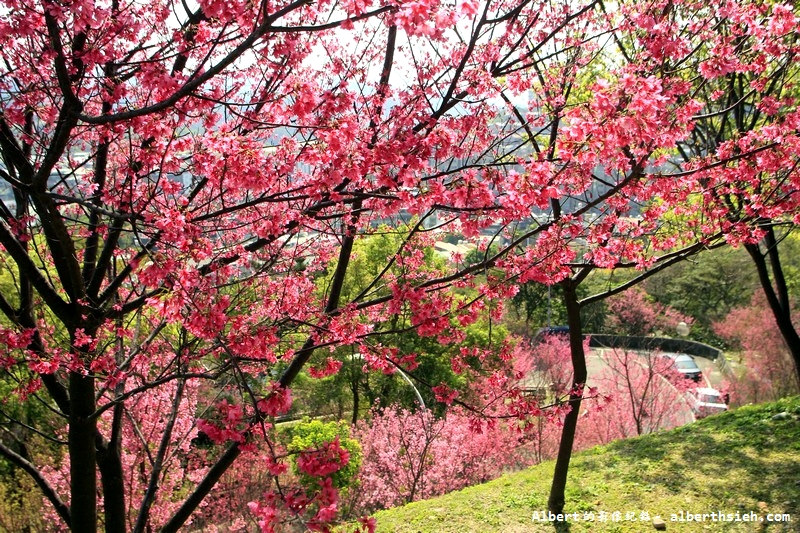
587;348;724;390
693;356;725;388
583;348;730;426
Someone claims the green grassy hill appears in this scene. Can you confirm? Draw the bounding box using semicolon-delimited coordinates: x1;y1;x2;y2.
373;397;800;532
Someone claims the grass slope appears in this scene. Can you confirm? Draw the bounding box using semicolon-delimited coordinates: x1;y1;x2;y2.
373;397;800;532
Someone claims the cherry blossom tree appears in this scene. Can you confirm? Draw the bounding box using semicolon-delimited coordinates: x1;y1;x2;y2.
352;338;568;513
0;0;798;530
605;287;693;338
668;9;800;380
489;0;800;513
591;348;697;437
714;291;800;403
353;405;528;512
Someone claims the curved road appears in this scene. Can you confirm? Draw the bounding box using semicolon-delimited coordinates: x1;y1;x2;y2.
584;348;726;427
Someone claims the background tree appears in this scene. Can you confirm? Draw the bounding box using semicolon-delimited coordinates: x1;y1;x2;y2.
508;270;641;337
298;230;509;422
594;348;697;437
643;246;760;344
603;286;693;337
715;291;800;404
661;1;800;379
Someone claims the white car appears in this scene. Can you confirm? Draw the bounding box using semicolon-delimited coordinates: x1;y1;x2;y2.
689;387;729;418
662;353;703;382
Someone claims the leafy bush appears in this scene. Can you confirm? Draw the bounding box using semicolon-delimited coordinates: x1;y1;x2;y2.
286;418;362;491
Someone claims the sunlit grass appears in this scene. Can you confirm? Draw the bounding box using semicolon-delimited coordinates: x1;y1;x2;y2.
373;397;800;532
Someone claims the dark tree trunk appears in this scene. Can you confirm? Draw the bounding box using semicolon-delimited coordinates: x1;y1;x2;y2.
745;229;800;387
69;372;97;532
98;403;126;533
547;280;587;515
98;443;126;533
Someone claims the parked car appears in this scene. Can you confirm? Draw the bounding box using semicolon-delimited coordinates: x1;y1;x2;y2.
688;387;729;418
662;353;703;382
532;325;570;343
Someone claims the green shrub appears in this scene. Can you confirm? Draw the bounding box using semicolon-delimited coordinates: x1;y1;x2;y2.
285;418;362;490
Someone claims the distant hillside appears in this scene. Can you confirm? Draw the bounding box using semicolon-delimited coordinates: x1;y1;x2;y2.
373;397;800;532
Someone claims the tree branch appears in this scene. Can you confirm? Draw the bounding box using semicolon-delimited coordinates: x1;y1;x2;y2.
0;441;71;528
